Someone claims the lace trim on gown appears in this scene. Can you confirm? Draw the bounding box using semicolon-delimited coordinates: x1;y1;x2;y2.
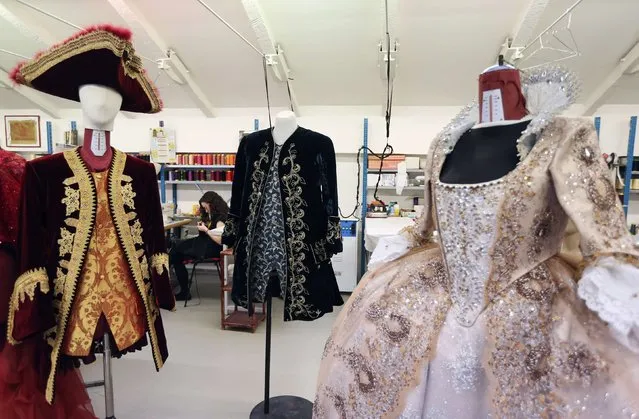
578;257;639;353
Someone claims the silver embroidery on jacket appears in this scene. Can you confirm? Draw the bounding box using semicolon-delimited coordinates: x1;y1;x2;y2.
240;143;270;306
281;143;321;319
327;217;342;244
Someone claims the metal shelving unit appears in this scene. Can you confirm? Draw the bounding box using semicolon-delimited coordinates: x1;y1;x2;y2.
165;164;235;170
159;180;233;185
620;116;638;218
158;118;259;206
359;118;369;281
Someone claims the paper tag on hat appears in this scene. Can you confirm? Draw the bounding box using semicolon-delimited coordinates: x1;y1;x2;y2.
481;89;505;123
91;130;107;156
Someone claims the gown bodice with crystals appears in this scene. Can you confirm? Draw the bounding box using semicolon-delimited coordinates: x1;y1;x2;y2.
396;180;508;418
434;179;504;327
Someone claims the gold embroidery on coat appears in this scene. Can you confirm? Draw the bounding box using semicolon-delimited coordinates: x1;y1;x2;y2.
62;186;80;215
46;150;97;404
151;253;169;275
108;150;164;372
63;176;78;186
121;182;136;208
7;267;50;345
64;218;79;228
57;228;75;257
54;267;66;296
130;219;144;245
140;255;150;280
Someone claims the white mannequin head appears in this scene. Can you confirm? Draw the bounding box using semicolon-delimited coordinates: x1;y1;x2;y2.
79;84;123;131
272;110;298;145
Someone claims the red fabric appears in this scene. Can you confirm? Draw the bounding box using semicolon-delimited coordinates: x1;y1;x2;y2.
0;150;26;247
0;338;96;418
0;150;25;327
478;69;528;122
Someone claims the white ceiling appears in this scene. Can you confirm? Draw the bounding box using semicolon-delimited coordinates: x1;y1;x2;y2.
0;0;638;112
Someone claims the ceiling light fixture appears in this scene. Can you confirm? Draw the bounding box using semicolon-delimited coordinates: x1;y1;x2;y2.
378;40;399;81
157;49;187;85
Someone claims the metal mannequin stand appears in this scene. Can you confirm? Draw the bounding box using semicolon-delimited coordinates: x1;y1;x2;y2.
83;333;116;419
250;280;313;419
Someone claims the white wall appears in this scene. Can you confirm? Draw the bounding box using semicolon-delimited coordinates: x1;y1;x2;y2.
0;106;459;215
3;104;639;219
594;105;639;224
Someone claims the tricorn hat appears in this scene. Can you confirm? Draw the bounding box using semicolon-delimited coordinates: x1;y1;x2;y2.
10;24;162;114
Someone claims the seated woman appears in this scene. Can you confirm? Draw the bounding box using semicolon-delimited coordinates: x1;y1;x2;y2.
170;191;228;301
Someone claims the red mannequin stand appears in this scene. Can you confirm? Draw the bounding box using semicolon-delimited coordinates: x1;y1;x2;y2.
478;68;528;123
80;129;112;172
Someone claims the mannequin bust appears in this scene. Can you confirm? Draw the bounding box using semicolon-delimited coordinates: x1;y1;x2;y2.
439;66;531;184
272;110;298;145
478;64;527;123
78;84;123;172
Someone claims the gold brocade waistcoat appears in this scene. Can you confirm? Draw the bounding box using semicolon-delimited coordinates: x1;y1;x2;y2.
63;171;146;356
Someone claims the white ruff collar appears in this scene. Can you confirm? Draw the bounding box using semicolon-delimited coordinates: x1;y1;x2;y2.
438;65;581;161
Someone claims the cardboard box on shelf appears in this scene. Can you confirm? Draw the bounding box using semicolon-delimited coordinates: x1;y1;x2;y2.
368;154;406;170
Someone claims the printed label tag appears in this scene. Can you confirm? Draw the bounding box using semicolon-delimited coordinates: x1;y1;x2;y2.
481;89;505;123
90;130;107;156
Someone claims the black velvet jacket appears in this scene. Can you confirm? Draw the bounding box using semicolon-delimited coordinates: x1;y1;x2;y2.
222;127;344;321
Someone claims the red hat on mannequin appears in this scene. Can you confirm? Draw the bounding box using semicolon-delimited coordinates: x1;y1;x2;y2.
9;24;163;114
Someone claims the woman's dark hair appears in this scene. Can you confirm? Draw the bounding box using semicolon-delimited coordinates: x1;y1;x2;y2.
199;191;229;226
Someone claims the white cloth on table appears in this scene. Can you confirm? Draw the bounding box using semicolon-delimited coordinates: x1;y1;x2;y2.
364;217;415;252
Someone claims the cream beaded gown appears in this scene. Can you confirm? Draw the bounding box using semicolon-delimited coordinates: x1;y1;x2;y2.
313;68;639;418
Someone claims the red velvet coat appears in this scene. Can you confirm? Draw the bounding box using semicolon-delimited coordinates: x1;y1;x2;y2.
8;148;175;403
0;150;26;338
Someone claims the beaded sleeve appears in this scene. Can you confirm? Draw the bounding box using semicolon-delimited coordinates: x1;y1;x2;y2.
550;120;639;352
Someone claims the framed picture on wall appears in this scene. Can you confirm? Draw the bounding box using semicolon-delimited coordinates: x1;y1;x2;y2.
4;115;41;148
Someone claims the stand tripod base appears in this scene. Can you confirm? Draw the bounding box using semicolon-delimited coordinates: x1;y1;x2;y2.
249;396;313;419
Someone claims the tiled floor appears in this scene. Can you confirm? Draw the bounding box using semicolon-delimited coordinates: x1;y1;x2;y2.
82;278;343;419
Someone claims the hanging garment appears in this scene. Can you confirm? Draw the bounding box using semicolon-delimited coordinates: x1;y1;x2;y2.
9;148;175;403
314;67;639;418
0;149;96;418
223;127;344;321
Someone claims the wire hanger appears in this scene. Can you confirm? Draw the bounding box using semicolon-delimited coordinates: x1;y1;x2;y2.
516;0;583;70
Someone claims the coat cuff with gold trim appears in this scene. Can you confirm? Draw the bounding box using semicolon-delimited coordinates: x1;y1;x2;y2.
222;213;240;247
7;267;50;345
